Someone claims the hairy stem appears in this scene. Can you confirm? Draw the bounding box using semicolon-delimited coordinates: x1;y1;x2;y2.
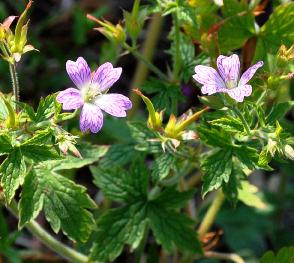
198;190;225;239
204;251;245;263
9;63;20;111
4;200;89;263
231;105;251;135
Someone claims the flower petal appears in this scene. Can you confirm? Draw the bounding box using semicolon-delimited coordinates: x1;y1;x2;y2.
193;65;226;91
91;62;122;92
56;88;84;110
227;85;252;102
201;84;227;95
66;57;91;89
80;103;103;133
95;93;132;117
217;54;240;86
238;61;263;86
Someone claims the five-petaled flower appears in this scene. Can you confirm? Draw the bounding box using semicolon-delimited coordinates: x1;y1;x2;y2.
193;54;263;102
57;57;132;133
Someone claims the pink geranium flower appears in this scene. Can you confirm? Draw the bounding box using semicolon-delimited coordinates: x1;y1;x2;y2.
57;57;132;133
193;54;263;102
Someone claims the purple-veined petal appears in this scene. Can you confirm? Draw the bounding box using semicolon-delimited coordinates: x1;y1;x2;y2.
217;54;240;86
201;84;227;95
193;65;226;88
95;93;132;117
238;61;263;86
66;57;91;89
227;85;252;102
80;103;103;133
91;62;122;92
56;88;84;110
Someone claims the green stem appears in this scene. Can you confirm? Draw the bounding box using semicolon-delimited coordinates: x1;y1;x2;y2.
9;62;20;111
204;251;245;263
231;105;251;135
172;10;181;81
123;43;167;81
198;190;225;239
4;200;89;263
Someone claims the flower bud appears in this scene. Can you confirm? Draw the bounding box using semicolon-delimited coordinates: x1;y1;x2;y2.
284;145;294;161
87;14;126;44
133;89;163;131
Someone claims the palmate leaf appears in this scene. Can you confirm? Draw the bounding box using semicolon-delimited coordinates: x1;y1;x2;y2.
0;149;26;203
90;201;148;262
20;131;60;163
254;2;294;61
266;101;294;125
219;0;255;52
148;202;202;254
209;116;244;133
128;122;161;153
201;148;233;197
44;143;108;171
19;166;96;243
34;94;60;122
260;246;294;263
99;143;138;169
91;160;148;203
197;125;232;147
0;134;13;156
90;159;202;261
151;153;177;182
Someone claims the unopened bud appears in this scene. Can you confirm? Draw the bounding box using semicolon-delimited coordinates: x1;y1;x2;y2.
284;145;294;161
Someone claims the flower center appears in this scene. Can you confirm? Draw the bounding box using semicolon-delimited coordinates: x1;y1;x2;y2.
82;85;101;103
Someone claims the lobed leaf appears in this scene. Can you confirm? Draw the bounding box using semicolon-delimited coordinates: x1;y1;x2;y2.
0;149;26;203
90;201;148;262
19;166;96;243
148;202;202;254
201;148;233;197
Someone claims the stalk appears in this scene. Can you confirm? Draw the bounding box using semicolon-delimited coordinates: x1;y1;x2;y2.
198;190;225;239
126;13;166;118
9;62;20;111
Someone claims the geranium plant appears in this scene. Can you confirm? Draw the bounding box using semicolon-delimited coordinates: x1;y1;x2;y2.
0;0;293;262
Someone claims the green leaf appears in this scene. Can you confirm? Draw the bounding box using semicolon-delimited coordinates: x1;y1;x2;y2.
153;187;195;209
91;160;148;203
260;246;294;263
0;134;13;155
258;148;273;170
255;2;294;61
20;144;60;163
0;149;26;203
234;146;259;170
128;122;161;153
45;143;107;171
151;153;176;181
0;96;9;122
201;148;233;197
219;0;255;52
266;101;294;125
238;181;267;210
148;202;202;254
100;143;137;169
141;78;185;114
35;95;59;122
90;201;148;262
209;116;244;133
197;125;232;147
19;166;96;242
222;166;244;204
